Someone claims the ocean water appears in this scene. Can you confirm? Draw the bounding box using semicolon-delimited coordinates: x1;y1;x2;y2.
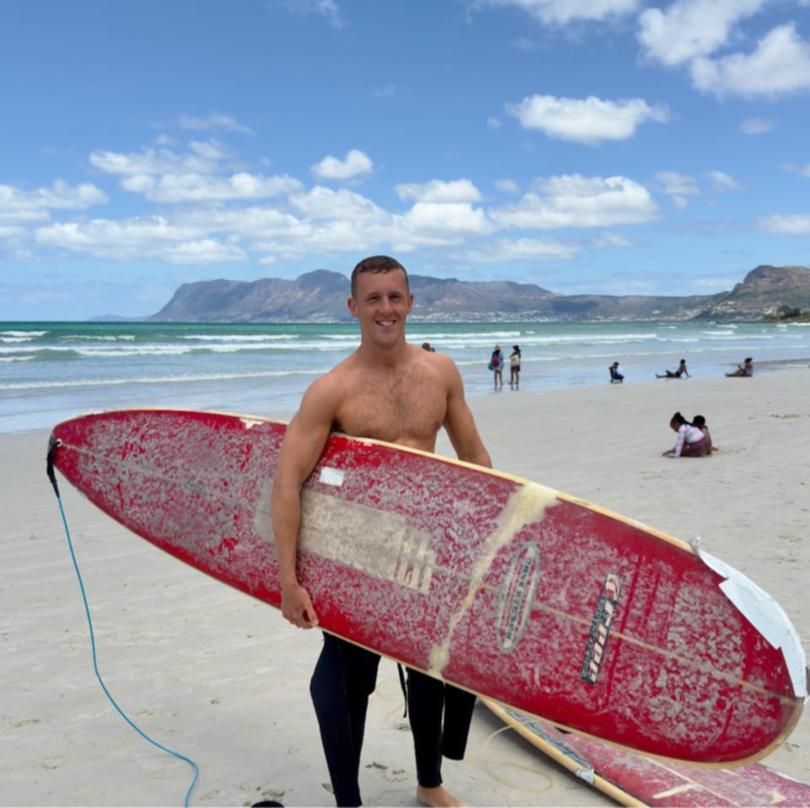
2;320;809;433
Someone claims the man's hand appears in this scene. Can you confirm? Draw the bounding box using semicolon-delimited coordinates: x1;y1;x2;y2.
281;581;319;628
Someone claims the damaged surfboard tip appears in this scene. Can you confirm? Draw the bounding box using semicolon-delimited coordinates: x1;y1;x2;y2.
696;548;807;700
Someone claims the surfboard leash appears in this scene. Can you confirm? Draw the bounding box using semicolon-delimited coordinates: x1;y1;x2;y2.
46;436;200;807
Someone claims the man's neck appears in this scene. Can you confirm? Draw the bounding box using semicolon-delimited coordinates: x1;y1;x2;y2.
357;337;410;368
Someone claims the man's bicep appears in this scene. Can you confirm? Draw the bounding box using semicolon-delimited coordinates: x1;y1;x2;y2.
444;364;491;468
276;383;337;487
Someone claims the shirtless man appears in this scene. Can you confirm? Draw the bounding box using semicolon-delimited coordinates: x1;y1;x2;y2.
271;255;492;807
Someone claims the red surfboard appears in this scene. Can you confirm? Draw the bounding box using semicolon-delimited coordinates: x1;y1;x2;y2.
49;409;806;765
485;700;810;807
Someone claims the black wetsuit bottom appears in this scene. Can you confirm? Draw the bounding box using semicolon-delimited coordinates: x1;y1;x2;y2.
310;633;475;807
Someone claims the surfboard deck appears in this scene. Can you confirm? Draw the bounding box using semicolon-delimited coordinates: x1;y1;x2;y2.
484;699;810;807
49;408;806;765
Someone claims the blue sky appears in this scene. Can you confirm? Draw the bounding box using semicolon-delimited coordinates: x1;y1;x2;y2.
2;0;810;320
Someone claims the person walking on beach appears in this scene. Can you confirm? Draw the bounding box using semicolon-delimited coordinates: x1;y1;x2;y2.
662;411;710;457
508;345;521;389
726;357;753;377
271;255;492;808
657;358;689;379
489;344;504;390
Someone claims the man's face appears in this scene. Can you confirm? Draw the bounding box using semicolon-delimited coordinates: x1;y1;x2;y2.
348;269;413;345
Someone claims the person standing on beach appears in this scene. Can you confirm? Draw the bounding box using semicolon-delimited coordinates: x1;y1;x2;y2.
271;255;492;808
489;344;504;390
508;345;521;389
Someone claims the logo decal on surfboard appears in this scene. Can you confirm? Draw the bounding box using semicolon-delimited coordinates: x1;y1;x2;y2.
580;572;622;684
496;543;541;653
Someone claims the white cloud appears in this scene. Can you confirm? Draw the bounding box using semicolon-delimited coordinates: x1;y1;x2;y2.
89;144;221;177
34;216;245;263
474;0;640;25
396;179;482;204
0;180;108;222
487;116;502;129
161;239;246;264
290;186;386;221
495;179;520;194
638;0;765;67
740;117;775;134
691;24;810;97
506;95;669;145
760;213;810;234
491;174;658;229
142;172;303;203
470;237;580;261
592;232;633;248
782;162;810;178
401;202;492;238
656;170;700;197
272;0;345;29
709;170;742;191
178;206;309;240
311;149;374;180
178;113;254;135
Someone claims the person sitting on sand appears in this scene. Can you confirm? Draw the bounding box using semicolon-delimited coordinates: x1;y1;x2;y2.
609;361;624;383
657;358;689;379
421;342;435;352
662;411;710;457
692;414;713;455
726;357;753;377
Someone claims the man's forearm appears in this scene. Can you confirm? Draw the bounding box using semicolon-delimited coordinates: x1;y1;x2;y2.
271;485;302;587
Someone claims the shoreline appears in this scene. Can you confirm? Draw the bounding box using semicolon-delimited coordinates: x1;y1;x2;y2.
2;370;808;805
4;355;809;438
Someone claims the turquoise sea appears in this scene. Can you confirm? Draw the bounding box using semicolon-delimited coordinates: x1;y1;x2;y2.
2;320;809;433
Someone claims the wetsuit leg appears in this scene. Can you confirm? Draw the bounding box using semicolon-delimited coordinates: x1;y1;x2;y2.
310;634;380;807
441;685;476;760
406;669;476;788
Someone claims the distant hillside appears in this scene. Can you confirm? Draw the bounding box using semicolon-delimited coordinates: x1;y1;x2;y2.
148;264;810;323
695;265;810;321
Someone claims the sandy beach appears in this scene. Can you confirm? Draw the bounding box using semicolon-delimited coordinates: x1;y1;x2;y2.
2;368;809;807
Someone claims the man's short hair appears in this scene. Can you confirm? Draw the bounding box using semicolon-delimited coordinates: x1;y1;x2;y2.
351;255;409;297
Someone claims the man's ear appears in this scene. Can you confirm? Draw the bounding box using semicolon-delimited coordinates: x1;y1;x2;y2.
347;296;358;317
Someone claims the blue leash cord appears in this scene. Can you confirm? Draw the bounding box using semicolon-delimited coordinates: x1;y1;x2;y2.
47;437;200;807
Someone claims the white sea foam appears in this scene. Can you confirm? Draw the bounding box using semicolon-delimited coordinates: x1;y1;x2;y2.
0;330;47;337
179;334;297;342
0;367;332;391
59;334;137;341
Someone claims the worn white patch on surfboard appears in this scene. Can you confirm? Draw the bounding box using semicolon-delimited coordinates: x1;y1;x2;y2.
427;482;558;678
299;490;435;593
240;417;264;429
697;548;807;699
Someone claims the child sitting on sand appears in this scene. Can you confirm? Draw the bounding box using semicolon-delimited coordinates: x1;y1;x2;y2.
691;414;713;455
662;411;710;457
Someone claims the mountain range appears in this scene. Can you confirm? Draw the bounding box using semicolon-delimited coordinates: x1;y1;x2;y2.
149;264;810;323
